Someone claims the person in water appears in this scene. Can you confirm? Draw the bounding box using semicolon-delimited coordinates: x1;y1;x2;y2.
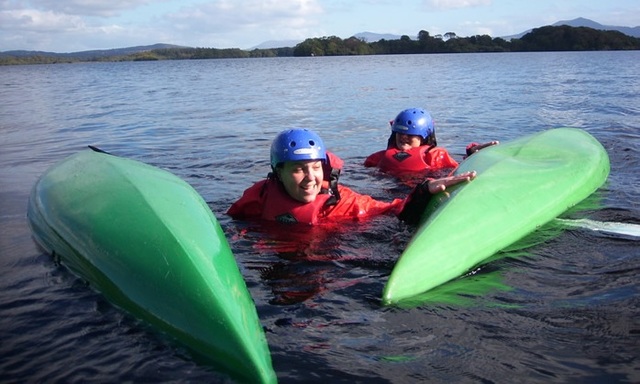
364;107;498;176
227;128;476;225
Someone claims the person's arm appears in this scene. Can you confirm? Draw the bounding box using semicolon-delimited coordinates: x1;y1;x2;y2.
424;146;459;169
364;150;384;167
227;180;268;219
324;185;405;219
465;141;499;158
398;171;477;225
398;183;432;224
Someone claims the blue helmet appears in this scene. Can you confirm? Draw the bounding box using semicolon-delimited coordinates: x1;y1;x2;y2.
270;128;327;169
391;108;435;139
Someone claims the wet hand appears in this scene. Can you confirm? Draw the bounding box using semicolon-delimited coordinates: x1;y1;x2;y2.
467;141;499;155
424;171;477;194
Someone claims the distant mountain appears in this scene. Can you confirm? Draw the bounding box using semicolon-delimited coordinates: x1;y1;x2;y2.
262;19;639;47
250;40;302;49
5;17;638;60
0;43;188;59
250;32;403;49
555;17;640;37
501;17;640;40
351;32;403;42
254;18;640;48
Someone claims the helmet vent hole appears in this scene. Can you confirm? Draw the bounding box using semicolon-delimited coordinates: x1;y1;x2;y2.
289;141;296;148
309;140;315;146
407;120;413;125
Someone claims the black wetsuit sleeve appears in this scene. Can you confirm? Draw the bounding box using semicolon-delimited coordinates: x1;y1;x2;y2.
398;182;433;225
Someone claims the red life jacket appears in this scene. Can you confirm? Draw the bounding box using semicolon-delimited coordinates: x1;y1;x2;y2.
227;151;344;225
378;146;431;173
259;180;334;225
366;145;459;175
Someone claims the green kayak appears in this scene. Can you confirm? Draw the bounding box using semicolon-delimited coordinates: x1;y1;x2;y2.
27;148;277;384
383;128;610;305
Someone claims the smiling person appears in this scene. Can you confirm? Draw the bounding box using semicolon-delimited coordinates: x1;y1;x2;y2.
364;107;498;176
227;128;476;225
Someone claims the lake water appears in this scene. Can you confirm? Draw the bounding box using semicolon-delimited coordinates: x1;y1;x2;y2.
1;51;639;383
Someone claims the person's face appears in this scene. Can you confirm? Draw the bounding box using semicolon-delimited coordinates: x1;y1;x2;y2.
277;160;324;203
395;133;422;151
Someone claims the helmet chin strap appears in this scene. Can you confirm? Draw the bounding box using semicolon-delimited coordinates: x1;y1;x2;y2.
425;134;437;147
327;167;341;201
268;167;281;181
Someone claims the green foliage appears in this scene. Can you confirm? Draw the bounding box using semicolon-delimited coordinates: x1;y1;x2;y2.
293;25;639;56
293;36;370;56
293;32;512;55
513;25;640;51
0;55;80;65
0;46;295;65
2;25;639;65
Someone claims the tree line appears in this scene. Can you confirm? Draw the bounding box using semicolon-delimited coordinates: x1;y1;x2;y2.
2;25;638;65
293;26;640;56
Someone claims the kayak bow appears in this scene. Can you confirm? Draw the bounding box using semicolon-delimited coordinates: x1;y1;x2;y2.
383;128;610;305
27;148;277;383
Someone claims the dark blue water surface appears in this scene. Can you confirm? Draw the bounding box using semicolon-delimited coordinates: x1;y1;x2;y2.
1;52;639;383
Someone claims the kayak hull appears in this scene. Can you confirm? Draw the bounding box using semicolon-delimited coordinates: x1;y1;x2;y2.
383;128;610;305
27;149;276;383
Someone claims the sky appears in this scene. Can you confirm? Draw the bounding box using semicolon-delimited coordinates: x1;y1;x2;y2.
1;0;639;53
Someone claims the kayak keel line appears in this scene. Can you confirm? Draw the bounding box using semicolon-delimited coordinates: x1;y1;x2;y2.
27;149;277;384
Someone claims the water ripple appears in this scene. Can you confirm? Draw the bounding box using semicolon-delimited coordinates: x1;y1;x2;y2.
1;52;639;383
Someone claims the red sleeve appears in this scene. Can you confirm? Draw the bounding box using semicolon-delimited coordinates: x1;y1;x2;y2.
226;180;267;219
364;150;384;167
424;147;459;169
464;142;480;159
322;185;406;220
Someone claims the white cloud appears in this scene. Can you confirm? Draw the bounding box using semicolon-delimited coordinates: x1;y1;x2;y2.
163;0;324;47
1;0;325;51
0;9;85;32
12;0;157;17
166;0;323;31
0;4;155;51
424;0;492;11
1;0;637;53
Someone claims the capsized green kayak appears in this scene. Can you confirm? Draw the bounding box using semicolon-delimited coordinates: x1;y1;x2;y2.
27;148;277;383
383;128;610;305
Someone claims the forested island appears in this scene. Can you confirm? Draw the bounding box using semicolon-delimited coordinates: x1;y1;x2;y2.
2;25;639;66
